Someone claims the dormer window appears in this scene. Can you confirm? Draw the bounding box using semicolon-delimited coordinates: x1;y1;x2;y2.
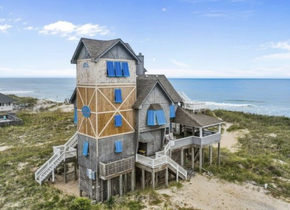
106;61;130;77
83;62;89;68
147;104;166;126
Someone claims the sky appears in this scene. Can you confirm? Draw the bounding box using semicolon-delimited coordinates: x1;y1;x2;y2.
1;0;290;78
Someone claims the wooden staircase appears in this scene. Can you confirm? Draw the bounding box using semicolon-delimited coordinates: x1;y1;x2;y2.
35;133;78;185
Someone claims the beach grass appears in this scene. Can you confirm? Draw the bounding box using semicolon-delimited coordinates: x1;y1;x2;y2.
1;102;290;209
205;109;290;198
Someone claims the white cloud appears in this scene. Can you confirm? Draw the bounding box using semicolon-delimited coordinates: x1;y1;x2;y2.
0;18;5;22
24;26;36;30
171;60;189;67
257;41;290;60
0;24;12;32
162;8;167;12
14;18;22;22
39;21;109;41
140;38;150;43
0;6;3;11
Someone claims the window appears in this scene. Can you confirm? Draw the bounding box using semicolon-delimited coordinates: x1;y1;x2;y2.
86;168;96;180
114;115;122;127
147;109;166;126
83;62;89;68
156;110;166;125
83;141;89;156
115;62;122;77
170;105;175;118
115;140;123;153
106;61;130;77
147;110;156;126
115;89;122;103
122;62;130;77
107;61;115;77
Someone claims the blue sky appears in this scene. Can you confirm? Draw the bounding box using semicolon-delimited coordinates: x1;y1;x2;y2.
1;0;290;78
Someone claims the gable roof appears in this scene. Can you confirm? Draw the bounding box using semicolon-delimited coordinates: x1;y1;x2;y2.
0;93;18;103
132;75;182;109
71;38;140;64
172;107;222;127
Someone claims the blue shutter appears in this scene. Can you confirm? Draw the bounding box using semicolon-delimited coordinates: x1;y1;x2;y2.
170;105;175;118
115;62;122;77
147;110;156;126
114;115;122;127
83;141;89;156
115;89;122;103
107;61;115;77
122;62;130;77
115;141;123;153
74;107;78;124
156;110;166;125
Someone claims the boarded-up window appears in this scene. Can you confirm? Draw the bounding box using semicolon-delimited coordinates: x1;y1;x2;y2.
147;110;156;126
156;110;166;125
115;89;122;103
83;141;89;156
115;140;123;153
170;105;175;118
114;115;122;127
107;61;115;77
122;62;130;77
115;62;122;77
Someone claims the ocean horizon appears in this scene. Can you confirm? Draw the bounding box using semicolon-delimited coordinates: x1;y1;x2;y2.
0;77;289;118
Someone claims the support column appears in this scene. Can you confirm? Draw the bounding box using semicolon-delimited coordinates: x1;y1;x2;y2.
181;148;184;167
199;147;202;173
64;162;67;183
142;169;145;190
165;168;168;187
156;171;158;187
191;147;195;169
74;160;78;180
119;175;123;196
131;168;135;191
152;171;155;189
124;174;127;193
218;143;221;165
209;145;213;166
52;169;55;183
107;179;111;199
79;189;83;197
176;168;179;182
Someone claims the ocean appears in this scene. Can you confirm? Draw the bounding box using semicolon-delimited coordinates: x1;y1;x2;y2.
0;78;289;118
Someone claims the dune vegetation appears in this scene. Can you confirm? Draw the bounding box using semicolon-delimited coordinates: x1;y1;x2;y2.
0;99;290;209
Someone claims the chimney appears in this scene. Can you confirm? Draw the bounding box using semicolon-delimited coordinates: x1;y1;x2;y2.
137;53;145;75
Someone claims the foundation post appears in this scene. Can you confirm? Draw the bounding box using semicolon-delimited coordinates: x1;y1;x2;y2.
131;168;135;191
152;171;155;189
165;168;168;187
142;169;145;189
181;148;184;167
124;173;127;193
74;160;78;180
209;145;213;166
52;169;55;183
107;179;111;199
64;162;67;183
199;147;202;173
218;142;221;165
191;147;195;169
119;175;123;196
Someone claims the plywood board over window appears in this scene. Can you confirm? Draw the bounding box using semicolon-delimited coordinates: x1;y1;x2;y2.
77;87;97;137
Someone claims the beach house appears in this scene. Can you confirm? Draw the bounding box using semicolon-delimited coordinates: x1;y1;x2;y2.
0;93;17;112
35;38;223;201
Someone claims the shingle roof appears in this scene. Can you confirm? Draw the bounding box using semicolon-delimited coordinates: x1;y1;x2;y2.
133;75;182;109
71;38;140;64
172;107;222;127
0;93;18;103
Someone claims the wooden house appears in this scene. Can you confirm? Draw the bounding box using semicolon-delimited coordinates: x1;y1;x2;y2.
0;93;17;112
35;38;223;202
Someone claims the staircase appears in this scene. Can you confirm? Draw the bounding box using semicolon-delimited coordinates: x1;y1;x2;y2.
136;140;188;180
35;133;78;185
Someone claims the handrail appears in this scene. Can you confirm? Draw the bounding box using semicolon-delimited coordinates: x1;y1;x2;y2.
35;133;78;184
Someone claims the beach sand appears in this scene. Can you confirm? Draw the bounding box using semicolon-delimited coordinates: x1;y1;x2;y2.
52;122;289;209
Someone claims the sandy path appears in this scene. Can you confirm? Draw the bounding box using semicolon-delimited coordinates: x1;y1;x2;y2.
158;174;290;210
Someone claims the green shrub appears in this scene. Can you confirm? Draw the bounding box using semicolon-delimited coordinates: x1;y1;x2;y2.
70;197;91;210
